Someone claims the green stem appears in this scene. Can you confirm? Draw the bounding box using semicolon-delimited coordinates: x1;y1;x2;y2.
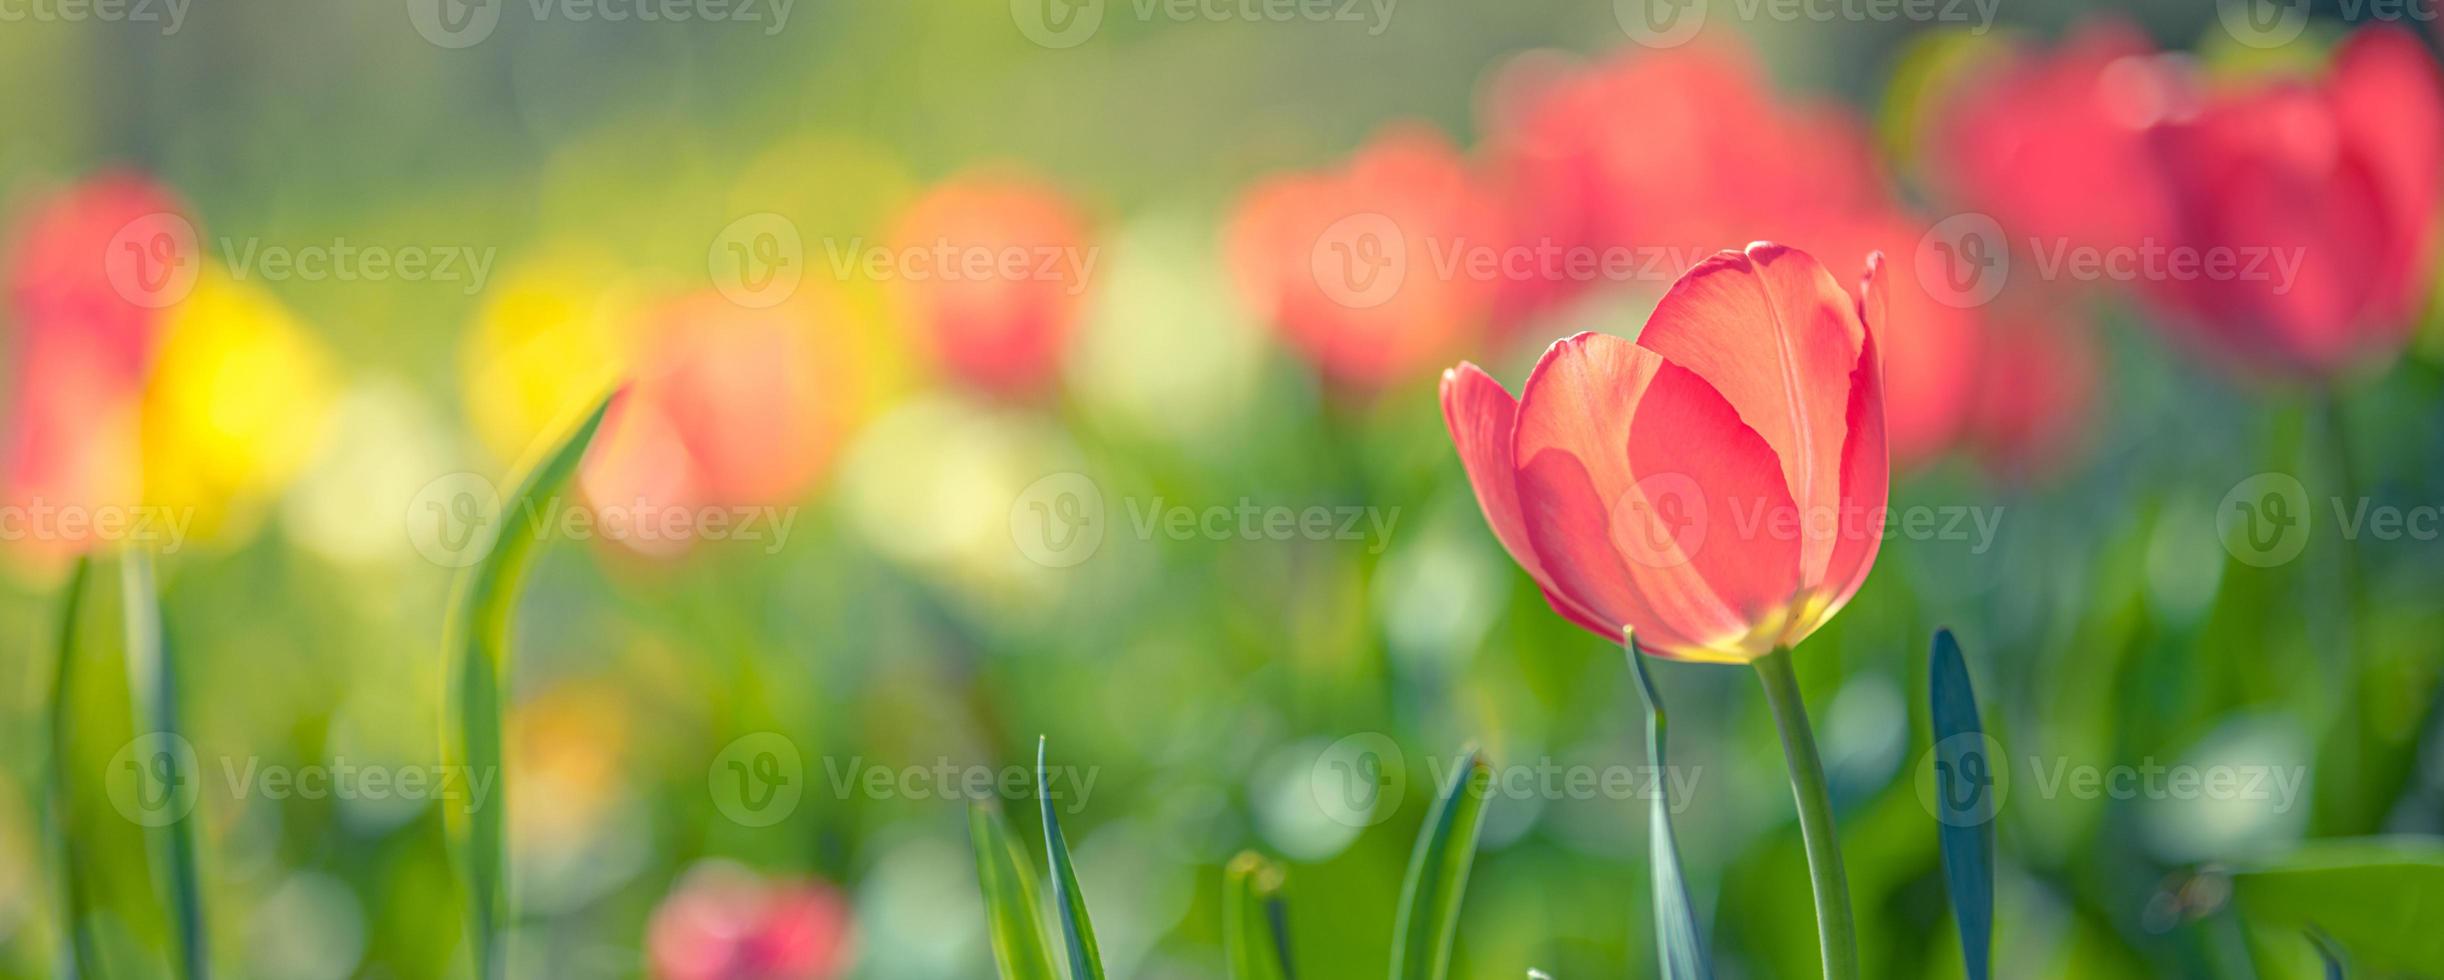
1753;646;1858;980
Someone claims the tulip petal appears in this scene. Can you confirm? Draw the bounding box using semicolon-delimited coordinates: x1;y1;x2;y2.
1512;332;1801;661
1633;243;1863;584
2327;26;2444;327
1440;362;1613;632
1814;253;1891;626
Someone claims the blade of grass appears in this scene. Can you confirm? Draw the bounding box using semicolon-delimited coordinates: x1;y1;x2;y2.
1626;636;1713;980
121;552;207;980
45;557;104;978
1036;737;1104;980
1224;851;1294;980
1389;745;1491;980
1929;629;1994;980
969;804;1059;980
444;392;615;980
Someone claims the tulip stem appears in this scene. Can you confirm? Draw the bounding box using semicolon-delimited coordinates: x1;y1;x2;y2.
1753;646;1858;980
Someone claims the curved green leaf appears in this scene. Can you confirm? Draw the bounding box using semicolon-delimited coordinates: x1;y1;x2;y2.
1225;851;1294;980
1038;738;1105;980
444;392;615;980
121;552;207;980
1626;637;1712;980
970;804;1058;980
46;557;103;979
1929;629;1993;980
1389;746;1491;980
2229;837;2444;974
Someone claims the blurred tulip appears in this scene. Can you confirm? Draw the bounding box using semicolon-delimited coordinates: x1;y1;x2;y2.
886;174;1092;399
460;245;638;466
2147;26;2443;378
1484;40;1883;323
139;268;338;543
1442;244;1886;663
1225;125;1503;390
578;291;850;557
647;862;853;980
1787;211;1980;468
1927;21;2189;260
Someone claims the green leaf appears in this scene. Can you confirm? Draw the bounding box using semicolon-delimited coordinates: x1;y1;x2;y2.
1224;851;1294;980
46;557;105;979
120;552;207;980
1389;746;1491;980
443;392;615;980
2229;837;2444;974
1626;638;1712;980
1037;737;1105;980
969;804;1058;980
1928;628;1993;980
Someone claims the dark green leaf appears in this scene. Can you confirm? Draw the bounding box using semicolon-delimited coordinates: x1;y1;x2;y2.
1389;746;1491;980
1038;738;1105;980
46;557;104;979
1929;628;1994;980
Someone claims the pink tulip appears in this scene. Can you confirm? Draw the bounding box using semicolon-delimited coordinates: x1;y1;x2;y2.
1442;243;1887;663
1225;125;1504;391
1966;310;2099;481
2146;26;2443;378
647;863;853;980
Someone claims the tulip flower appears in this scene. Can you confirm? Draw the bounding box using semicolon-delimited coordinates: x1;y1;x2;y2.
647;862;853;980
1926;20;2187;262
1443;242;1884;978
1225;124;1504;391
2146;26;2442;379
886;174;1092;399
1966;310;2099;480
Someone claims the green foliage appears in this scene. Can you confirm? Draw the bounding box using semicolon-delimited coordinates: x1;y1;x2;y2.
1389;748;1491;980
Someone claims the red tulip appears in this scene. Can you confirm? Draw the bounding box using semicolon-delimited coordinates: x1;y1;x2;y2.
1442;243;1887;662
1484;40;1883;323
886;174;1092;398
1927;20;2188;261
1226;125;1504;391
2146;26;2443;378
1966;309;2099;480
647;863;853;980
1785;211;1980;468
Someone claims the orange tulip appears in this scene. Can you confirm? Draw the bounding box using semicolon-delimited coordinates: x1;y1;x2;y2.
886;174;1092;398
1225;125;1504;390
1442;243;1887;663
